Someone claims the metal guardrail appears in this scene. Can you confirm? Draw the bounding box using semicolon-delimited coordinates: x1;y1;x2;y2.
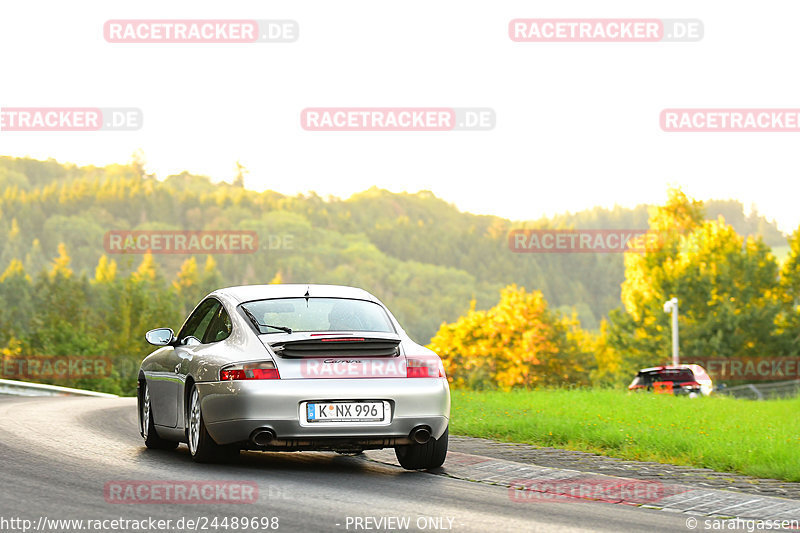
715;379;800;400
0;378;119;398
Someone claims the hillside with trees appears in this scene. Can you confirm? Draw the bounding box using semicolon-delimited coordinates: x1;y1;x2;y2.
0;156;796;393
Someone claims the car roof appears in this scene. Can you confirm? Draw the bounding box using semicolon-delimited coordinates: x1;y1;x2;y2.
212;284;381;305
638;364;704;373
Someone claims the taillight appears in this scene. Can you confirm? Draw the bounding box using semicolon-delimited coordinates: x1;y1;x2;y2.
406;357;445;378
220;361;280;380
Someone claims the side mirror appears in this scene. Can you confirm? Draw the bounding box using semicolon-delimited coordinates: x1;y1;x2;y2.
145;328;175;346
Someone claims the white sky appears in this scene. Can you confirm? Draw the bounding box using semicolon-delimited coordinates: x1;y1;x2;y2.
1;1;798;232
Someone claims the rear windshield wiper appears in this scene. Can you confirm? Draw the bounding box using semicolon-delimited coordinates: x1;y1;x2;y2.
241;306;292;334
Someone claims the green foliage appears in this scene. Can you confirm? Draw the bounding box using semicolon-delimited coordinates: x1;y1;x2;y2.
0;157;788;341
776;229;800;353
608;188;794;381
1;158;799;395
0;246;185;396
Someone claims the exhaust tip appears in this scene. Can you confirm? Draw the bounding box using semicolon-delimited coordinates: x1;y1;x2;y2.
251;428;276;446
410;426;431;445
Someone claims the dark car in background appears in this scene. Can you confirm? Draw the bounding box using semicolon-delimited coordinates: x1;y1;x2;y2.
628;364;713;397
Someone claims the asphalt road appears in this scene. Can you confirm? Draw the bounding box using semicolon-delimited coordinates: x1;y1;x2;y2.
0;396;694;533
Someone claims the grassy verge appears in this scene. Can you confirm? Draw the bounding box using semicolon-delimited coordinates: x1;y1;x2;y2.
450;389;800;482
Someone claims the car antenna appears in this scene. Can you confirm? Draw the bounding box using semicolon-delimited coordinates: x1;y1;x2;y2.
304;287;310;307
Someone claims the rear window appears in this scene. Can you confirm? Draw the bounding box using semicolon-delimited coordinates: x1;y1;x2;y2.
241;297;396;334
654;369;695;382
631;368;698;388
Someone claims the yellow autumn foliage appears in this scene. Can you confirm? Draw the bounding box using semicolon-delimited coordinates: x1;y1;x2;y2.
427;285;593;390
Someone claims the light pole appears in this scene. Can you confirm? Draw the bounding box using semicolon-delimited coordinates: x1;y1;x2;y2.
663;297;679;366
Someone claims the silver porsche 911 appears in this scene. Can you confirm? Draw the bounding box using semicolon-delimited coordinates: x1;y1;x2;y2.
137;284;450;469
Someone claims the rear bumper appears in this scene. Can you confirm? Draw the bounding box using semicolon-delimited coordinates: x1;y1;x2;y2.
196;378;450;446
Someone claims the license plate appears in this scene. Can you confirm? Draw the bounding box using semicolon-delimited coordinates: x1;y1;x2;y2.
306;401;384;423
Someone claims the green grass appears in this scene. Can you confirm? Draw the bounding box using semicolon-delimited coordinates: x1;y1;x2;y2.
451;389;800;482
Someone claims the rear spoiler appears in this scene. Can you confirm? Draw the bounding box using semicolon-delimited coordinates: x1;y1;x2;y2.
268;334;401;358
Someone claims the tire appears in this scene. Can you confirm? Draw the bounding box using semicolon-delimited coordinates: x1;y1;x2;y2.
140;381;178;450
395;426;448;470
187;385;238;463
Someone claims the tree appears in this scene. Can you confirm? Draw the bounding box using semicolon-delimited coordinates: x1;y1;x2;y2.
24;238;47;276
174;257;212;314
610;188;783;373
132;252;159;282
586;320;623;386
199;256;223;295
94;255;117;283
50;243;73;279
776;227;800;353
129;149;153;180
428;285;593;389
0;259;33;345
233;161;248;188
0;218;24;270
